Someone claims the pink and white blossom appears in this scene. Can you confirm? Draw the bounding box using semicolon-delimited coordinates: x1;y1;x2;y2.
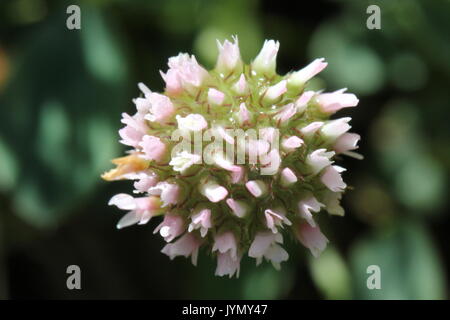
321;117;352;141
252;40;280;75
154;214;185;242
238;102;250;124
321;165;347;192
226;198;249;218
188;208;212;237
274;103;296;124
176;114;208;132
306;149;335;175
208;88;225;105
132;171;158;193
249;232;289;270
161;233;202;265
299;121;324;136
316;88;359;114
265;80;287;101
200;181;228;203
288;58;328;87
169;151;201;173
139;135;167;162
298;194;325;227
233;74;249;95
216;36;242;73
105;37;362;275
161;53;209;94
215;251;241;278
108;193;162;228
245;180;268;198
148;181;180;207
212;232;238;260
282;136;303;151
296;223;329;258
118;113;148;147
264;208;292;233
295;91;315;113
334;132;360;154
280;167;298;187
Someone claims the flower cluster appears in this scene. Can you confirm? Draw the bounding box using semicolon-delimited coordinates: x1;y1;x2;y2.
102;37;361;277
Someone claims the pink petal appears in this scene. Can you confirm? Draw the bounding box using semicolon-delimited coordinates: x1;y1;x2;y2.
139;135;166;162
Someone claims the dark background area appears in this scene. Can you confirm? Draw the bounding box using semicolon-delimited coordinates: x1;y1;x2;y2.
0;0;448;299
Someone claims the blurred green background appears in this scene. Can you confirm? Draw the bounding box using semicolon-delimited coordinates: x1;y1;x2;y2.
0;0;448;299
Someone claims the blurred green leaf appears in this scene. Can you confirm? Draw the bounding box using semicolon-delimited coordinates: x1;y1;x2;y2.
0;137;18;192
0;6;127;228
309;246;352;299
242;264;294;299
349;220;446;299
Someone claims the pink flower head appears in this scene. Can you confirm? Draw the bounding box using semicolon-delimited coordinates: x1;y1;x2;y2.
321;165;347;192
298;194;325;227
188;208;212;237
161;233;202;266
212;231;238;260
296;223;329;258
248;232;288;270
215;251;241;278
288;58;328;87
108;193;162;228
118;113;148;148
252;39;280;75
264;208;292;233
154;214;185;242
161;53;208;94
316;88;359;114
216;36;242;73
148;181;180;207
139;135;167;162
105;37;362;276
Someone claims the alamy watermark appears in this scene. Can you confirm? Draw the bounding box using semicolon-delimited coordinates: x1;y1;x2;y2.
170;127;280;175
366;265;381;290
66;265;81;290
66;5;81;30
366;5;381;30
